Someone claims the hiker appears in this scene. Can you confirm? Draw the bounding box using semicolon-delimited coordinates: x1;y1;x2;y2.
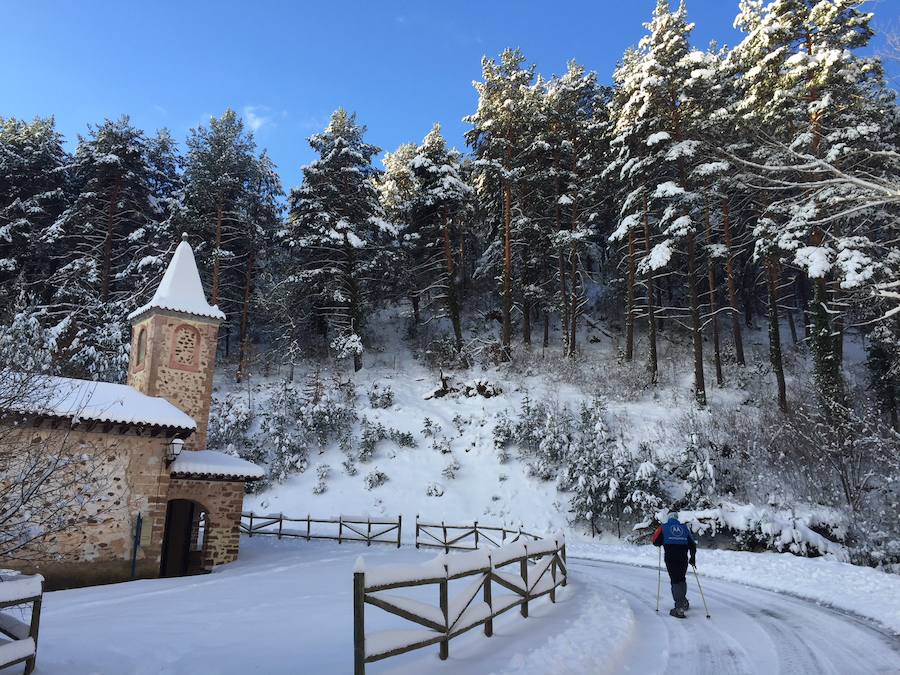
652;513;697;618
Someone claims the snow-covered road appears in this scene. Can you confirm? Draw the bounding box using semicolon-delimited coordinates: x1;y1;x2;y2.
33;540;899;674
568;558;899;675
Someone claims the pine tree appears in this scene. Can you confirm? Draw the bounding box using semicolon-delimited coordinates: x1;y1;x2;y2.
285;109;389;372
466;49;535;360
0;116;70;319
409;123;472;350
50;116;163;380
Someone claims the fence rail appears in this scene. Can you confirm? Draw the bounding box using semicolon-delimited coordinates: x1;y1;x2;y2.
415;516;543;552
353;534;567;674
240;512;402;548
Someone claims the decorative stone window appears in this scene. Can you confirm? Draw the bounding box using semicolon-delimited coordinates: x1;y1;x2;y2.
134;328;147;371
170;324;201;371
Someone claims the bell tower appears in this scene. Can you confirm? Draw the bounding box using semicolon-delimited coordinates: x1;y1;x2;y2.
127;234;225;449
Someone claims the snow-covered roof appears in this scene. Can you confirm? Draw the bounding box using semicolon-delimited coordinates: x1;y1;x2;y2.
4;373;196;431
170;449;265;480
128;235;226;322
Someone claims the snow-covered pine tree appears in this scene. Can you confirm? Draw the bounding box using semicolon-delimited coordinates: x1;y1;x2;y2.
409;123;472;351
732;0;891;414
466;49;535;361
50;116;164;380
375;142;423;330
633;0;708;405
286;109;390;372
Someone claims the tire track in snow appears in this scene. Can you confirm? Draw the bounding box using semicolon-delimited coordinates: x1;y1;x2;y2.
571;559;900;675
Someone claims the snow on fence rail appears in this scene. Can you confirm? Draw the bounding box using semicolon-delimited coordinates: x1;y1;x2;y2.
415;516;543;552
353;534;567;674
240;512;402;548
0;574;43;675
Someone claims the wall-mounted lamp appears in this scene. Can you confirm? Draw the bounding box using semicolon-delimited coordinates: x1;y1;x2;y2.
166;438;185;465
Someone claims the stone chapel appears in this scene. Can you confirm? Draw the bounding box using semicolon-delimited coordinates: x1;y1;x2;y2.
1;235;262;589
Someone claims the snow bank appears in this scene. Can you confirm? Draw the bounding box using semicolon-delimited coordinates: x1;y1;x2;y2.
673;501;848;560
569;539;900;635
489;587;634;675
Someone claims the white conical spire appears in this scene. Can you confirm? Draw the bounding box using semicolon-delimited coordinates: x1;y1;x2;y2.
128;234;225;321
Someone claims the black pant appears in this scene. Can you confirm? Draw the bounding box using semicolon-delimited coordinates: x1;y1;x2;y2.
664;545;690;583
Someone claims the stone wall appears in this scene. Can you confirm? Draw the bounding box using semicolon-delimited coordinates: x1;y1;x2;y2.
127;310;220;450
168;477;245;567
0;426;171;589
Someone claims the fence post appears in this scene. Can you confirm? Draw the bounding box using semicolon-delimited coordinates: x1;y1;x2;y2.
397;515;402;548
339;516;343;544
248;512;254;537
367;517;371;547
442;521;448;554
483;556;493;638
520;544;529;618
550;547;557;604
474;520;479;549
439;563;449;660
307;514;311;542
353;569;365;675
415;514;419;549
561;541;567;587
278;513;283;540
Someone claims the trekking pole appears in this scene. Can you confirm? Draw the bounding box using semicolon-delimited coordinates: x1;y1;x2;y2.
692;564;710;619
655;546;662;613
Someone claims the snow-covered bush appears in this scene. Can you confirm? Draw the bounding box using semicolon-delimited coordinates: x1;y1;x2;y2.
432;436;452;454
342;458;358;476
677;501;849;560
364;469;389;490
357;417;416;462
441;457;461;480
208;393;256;451
422;335;472;370
421;417;442;437
367;383;395;409
426;481;445;497
389;429;416;448
565;400;632;536
312;464;330;495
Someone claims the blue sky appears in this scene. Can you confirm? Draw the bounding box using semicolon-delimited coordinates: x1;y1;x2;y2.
2;0;898;189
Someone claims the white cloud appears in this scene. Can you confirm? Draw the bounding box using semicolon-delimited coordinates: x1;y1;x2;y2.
243;105;274;132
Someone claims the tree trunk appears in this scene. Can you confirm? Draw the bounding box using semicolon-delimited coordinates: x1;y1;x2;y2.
643;198;658;384
501;177;513;361
706;212;723;387
211;204;224;305
625;230;636;362
236;248;254;383
687;233;707;405
100;177;122;303
554;152;569;352
722;199;745;366
542;311;549;349
766;257;788;413
442;209;463;351
567;190;579;358
410;294;420;334
796;272;811;339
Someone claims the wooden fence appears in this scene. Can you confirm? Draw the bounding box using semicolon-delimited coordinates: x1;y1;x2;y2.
240;512;401;548
0;574;43;675
353;534;567;674
415;516;543;552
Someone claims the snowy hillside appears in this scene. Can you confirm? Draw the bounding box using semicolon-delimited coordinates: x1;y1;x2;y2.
210;307;864;562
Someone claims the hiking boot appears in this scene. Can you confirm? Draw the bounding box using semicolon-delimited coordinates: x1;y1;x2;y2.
669;607;686;619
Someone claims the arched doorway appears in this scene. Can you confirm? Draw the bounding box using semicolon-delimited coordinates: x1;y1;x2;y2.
160;499;208;577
